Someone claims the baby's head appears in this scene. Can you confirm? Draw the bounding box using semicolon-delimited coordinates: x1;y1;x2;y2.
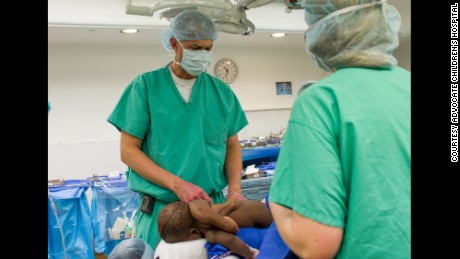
158;201;200;243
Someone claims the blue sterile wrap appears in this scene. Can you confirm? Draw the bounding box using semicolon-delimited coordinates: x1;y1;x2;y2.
48;180;94;259
257;193;299;259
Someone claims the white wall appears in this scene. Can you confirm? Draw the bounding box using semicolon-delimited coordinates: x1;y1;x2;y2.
48;42;410;181
394;45;411;71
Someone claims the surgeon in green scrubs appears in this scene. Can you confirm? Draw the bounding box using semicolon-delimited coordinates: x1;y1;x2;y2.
107;9;248;250
269;1;410;258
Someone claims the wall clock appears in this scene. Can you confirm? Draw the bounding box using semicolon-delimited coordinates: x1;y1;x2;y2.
214;58;239;84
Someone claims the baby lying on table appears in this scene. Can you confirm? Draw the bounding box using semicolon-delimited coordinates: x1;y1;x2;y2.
157;199;273;259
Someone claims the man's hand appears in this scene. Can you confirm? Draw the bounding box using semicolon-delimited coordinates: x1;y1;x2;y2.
225;198;241;210
227;191;246;201
174;180;212;203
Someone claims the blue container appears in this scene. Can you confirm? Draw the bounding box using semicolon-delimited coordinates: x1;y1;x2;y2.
242;146;281;168
48;179;94;259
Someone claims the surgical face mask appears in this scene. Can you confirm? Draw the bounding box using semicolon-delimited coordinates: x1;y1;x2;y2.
175;41;212;76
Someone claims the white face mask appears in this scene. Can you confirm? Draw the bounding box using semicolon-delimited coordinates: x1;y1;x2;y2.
175;41;212;76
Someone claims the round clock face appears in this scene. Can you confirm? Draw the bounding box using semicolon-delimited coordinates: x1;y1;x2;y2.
214;58;239;84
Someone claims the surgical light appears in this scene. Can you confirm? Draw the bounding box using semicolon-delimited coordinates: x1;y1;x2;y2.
125;0;303;36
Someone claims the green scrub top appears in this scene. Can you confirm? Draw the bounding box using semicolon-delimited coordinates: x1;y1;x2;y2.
269;66;411;258
108;64;248;201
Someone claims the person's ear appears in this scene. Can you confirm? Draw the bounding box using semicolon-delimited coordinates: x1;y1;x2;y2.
189;228;203;239
190;228;200;235
170;38;179;52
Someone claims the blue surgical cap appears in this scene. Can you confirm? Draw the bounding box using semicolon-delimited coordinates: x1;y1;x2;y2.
108;238;154;259
161;9;218;53
298;0;401;70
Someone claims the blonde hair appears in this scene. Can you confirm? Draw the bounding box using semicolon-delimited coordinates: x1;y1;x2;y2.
302;0;401;69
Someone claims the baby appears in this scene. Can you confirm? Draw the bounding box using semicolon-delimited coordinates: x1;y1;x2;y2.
158;199;273;258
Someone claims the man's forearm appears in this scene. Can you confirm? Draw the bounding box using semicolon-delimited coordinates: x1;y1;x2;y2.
122;145;182;191
224;135;243;193
120;132;182;192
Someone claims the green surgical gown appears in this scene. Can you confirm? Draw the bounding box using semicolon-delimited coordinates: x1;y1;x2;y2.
107;64;248;249
269;66;411;258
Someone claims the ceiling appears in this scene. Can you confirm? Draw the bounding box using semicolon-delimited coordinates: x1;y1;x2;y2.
48;0;411;49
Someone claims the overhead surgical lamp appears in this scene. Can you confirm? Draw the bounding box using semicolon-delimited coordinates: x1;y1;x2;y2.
126;0;231;16
125;0;302;35
214;6;255;35
282;0;304;13
237;0;277;9
126;0;254;35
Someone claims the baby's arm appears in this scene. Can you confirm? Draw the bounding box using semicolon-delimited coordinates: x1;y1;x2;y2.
214;198;241;216
205;229;256;259
189;200;239;233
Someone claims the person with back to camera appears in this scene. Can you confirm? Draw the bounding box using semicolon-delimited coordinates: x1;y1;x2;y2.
107;9;248;251
157;198;273;259
268;0;411;258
